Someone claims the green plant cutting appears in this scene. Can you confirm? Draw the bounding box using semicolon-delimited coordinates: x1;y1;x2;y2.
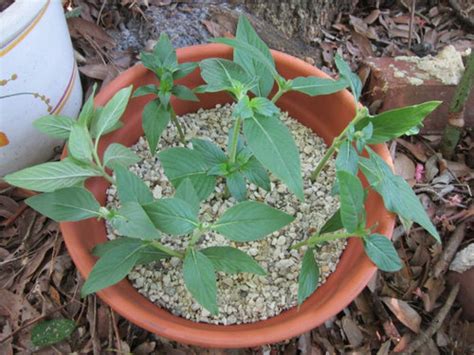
4;15;441;315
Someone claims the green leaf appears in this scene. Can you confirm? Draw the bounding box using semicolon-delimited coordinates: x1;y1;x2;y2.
92;237;170;264
90;85;132;140
68;124;93;163
213;201;294;242
81;237;146;296
234;15;275;97
356;101;442;144
201;246;266;275
319;209;343;234
199;58;254;93
297;248;319;305
115;165;153;205
173;62;198;80
4;160;98;192
183;249;218;315
142;99;171;155
110;202;161;240
191;138;227;166
175;178;201;214
337;170;365;233
78;83;97;127
31;319;75;347
240;156;271;191
103;143;140;169
243;114;304;200
171;85;199;101
359;149;440;242
33;115;74;139
25;187;100;221
250;97;279;117
133;85;159;97
159;147;216;200
226;171;247;201
143;198;199;236
364;234;402;272
336;140;359;175
211;37;279;79
154;32;178;70
289;76;348;96
334;54;362;103
233;96;254;119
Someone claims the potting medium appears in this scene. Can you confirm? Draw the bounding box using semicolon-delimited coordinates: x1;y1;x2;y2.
105;103;344;325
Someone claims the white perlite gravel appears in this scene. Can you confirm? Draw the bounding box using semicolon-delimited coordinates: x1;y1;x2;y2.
105;103;344;324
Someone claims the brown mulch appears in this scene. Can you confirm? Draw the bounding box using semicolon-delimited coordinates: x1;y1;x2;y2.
1;0;473;353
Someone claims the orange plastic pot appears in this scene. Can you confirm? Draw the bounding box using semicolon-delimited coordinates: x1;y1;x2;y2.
61;44;395;348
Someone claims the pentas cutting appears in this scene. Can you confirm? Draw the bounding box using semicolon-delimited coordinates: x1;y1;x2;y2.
4;15;441;315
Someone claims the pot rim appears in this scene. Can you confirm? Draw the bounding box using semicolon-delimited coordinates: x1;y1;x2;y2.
61;43;395;348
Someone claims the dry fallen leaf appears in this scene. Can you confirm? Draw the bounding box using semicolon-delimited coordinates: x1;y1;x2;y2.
394;153;416;185
381;297;422;333
341;316;364;347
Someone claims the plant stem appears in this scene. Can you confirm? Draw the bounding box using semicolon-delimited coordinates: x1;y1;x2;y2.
271;88;285;103
92;140;115;184
309;107;366;182
189;229;203;247
229;116;242;164
291;231;364;249
170;107;186;144
440;51;473;159
151;241;184;259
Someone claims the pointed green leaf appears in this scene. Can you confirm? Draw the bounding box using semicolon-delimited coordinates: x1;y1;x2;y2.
142;99;171;155
171;84;199;101
337;170;365;233
4;160;98;192
103;143;140;170
336;140;359;175
364;234;402;272
90;85;132;140
159;147;216;200
81;238;146;296
335;54;362;103
173;62;198;80
143;198;199;236
78;83;97;126
226;171;247;201
68;124;93;163
31;319;75;347
191;138;226;166
133;85;159;97
319;209;343;234
289;76;348;96
201;246;266;275
199;58;254;93
175;178;201;214
153;32;178;70
183;249;218;315
115;165;153;205
92;237;170;264
110;202;161;240
356;101;442;144
298;248;319;305
213;201;294;242
240;156;270;191
359;149;440;242
33;115;74;139
234;15;275;97
243;114;304;200
25;187;100;222
250;97;279;117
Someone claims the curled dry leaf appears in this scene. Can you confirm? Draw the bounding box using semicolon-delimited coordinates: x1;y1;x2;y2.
381;297;422;333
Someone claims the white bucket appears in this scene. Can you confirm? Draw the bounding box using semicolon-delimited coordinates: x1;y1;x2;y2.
0;0;82;176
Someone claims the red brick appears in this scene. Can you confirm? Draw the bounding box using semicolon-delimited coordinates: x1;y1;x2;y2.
362;57;474;134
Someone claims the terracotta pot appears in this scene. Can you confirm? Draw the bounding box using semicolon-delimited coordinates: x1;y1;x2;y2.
61;44;395;348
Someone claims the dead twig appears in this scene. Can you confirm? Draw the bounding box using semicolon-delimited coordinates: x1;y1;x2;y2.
408;0;416;49
432;222;466;278
402;283;460;354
